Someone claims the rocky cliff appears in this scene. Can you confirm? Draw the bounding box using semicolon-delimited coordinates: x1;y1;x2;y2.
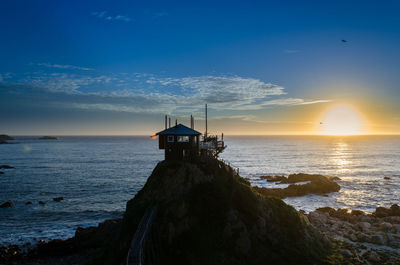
96;157;330;265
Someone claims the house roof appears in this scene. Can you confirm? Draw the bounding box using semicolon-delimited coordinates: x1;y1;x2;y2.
156;124;201;136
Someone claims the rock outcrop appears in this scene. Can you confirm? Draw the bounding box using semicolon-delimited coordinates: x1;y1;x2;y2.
253;173;341;199
98;158;330;265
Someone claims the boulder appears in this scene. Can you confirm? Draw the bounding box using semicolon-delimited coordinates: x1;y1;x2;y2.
378;222;392;231
370;234;386;245
316;207;336;216
350;209;365;216
390;204;400;216
384;176;391;180
0;171;4;174
374;207;391;218
38;201;46;206
358;222;371;231
53;197;64;202
373;204;400;217
25;201;33;205
0;201;13;208
366;251;380;263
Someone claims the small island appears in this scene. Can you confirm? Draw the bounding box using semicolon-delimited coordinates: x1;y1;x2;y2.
0;134;14;144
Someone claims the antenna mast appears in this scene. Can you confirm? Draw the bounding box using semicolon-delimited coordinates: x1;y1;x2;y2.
205;104;208;138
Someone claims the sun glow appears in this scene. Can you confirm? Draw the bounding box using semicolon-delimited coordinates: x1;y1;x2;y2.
320;105;365;135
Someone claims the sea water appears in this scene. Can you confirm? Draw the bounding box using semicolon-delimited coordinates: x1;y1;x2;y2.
1;135;399;246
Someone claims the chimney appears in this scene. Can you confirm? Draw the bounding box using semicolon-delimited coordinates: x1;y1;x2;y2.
175;119;178;126
165;115;167;129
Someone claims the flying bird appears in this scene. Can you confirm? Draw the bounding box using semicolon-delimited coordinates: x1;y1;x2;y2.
341;39;347;43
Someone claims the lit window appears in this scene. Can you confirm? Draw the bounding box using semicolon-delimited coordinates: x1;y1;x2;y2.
177;136;189;142
167;136;174;142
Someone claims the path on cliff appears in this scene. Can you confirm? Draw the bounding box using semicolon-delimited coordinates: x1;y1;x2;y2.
126;205;158;265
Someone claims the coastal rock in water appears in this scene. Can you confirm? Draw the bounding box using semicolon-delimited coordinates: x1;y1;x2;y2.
260;175;286;182
39;201;46;206
373;204;400;217
38;136;58;140
0;139;8;144
253;173;341;199
0;165;15;169
0;171;4;174
99;158;330;265
25;201;33;205
0;201;13;208
53;197;64;202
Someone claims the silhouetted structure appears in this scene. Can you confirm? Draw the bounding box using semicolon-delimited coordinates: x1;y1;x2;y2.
156;124;201;161
154;105;226;161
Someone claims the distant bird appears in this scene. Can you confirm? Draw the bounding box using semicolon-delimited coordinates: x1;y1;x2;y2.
341;39;347;43
320;122;323;124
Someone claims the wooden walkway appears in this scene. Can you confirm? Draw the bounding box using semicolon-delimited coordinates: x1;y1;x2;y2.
126;206;158;265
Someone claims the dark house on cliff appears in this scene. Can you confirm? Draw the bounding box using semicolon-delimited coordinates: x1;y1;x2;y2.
156;123;201;161
154;105;226;161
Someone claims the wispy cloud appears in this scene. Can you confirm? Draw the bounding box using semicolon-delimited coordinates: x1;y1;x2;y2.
152;11;168;18
1;71;331;117
91;11;131;22
36;63;94;71
283;49;300;54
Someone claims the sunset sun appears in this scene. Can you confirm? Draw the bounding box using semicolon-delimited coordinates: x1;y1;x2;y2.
320;105;365;135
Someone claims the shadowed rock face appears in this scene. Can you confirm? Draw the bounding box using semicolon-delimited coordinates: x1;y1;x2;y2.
253;173;341;199
98;158;330;265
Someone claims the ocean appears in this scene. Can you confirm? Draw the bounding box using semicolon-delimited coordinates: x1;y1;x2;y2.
1;135;400;246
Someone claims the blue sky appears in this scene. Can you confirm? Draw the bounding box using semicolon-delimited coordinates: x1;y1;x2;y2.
1;0;399;135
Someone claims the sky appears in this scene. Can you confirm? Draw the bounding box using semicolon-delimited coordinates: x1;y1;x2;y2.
0;0;399;135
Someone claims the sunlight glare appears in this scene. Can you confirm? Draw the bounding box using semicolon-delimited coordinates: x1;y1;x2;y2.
320;105;364;135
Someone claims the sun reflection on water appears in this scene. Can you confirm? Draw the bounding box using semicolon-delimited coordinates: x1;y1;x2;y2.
331;140;352;173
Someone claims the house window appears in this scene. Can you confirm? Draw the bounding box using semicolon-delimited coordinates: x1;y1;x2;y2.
167;136;174;142
177;136;189;142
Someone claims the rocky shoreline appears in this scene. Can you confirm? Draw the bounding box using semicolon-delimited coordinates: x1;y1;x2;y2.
0;219;122;265
305;204;400;264
3;204;400;264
